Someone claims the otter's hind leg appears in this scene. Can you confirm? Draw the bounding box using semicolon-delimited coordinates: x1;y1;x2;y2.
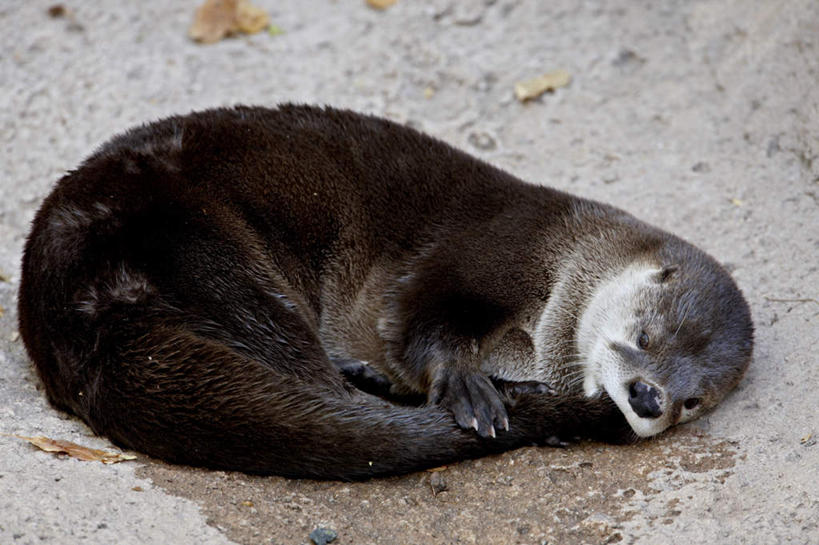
332;357;393;397
492;378;557;398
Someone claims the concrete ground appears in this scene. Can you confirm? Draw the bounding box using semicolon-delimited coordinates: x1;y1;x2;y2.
1;1;817;543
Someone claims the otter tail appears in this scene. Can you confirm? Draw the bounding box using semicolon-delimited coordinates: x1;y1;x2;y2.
19;310;626;480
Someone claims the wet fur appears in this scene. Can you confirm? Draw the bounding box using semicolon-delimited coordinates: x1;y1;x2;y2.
18;105;750;479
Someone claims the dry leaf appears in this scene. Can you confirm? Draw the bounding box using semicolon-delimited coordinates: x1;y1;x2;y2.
514;69;571;102
13;435;136;464
189;0;270;44
0;269;10;282
236;0;269;33
367;0;397;10
189;0;235;43
0;304;4;317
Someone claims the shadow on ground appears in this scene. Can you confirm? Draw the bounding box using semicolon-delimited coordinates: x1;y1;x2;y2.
142;430;739;544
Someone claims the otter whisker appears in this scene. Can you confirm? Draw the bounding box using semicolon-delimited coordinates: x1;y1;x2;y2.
673;300;693;339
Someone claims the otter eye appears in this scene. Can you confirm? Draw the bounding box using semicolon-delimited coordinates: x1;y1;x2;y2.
637;331;650;350
684;397;701;410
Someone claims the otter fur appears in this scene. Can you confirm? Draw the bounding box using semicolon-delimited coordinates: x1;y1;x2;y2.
18;105;753;479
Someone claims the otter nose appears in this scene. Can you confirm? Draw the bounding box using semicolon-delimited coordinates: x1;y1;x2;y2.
628;381;663;419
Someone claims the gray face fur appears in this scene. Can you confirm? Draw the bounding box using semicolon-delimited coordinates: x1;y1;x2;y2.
577;256;753;437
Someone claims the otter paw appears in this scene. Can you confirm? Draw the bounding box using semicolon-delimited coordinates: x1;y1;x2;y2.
333;357;393;396
492;378;557;398
430;367;509;438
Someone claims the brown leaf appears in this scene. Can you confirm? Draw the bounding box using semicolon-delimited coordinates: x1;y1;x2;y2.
366;0;397;10
514;69;571;102
189;0;270;44
13;435;137;464
189;0;238;43
236;0;269;34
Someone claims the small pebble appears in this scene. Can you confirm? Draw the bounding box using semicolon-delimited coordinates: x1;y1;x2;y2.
430;471;447;494
468;131;497;151
612;48;645;67
691;161;711;173
309;527;337;545
766;135;781;157
47;4;66;17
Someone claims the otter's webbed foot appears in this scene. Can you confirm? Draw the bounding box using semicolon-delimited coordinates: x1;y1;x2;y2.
430;367;509;438
492;378;557;399
491;379;569;447
333;357;393;397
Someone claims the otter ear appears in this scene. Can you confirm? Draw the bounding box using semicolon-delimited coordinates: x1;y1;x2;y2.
651;265;678;284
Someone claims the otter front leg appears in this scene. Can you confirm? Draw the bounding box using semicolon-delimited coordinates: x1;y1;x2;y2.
380;275;516;438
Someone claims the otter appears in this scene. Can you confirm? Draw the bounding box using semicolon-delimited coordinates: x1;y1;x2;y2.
18;105;753;480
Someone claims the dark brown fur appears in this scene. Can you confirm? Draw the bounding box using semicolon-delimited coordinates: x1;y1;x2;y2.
18;105;750;479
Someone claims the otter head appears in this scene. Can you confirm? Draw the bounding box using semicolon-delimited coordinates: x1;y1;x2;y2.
577;246;753;438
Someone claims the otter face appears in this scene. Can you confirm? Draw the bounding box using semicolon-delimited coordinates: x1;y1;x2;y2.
577;258;753;438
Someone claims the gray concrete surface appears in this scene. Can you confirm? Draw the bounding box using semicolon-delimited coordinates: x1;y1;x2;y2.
1;1;817;544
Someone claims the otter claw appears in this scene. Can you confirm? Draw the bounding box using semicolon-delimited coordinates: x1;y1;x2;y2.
430;367;509;439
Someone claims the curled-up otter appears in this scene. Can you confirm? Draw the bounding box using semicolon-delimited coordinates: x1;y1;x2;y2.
18;105;753;479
